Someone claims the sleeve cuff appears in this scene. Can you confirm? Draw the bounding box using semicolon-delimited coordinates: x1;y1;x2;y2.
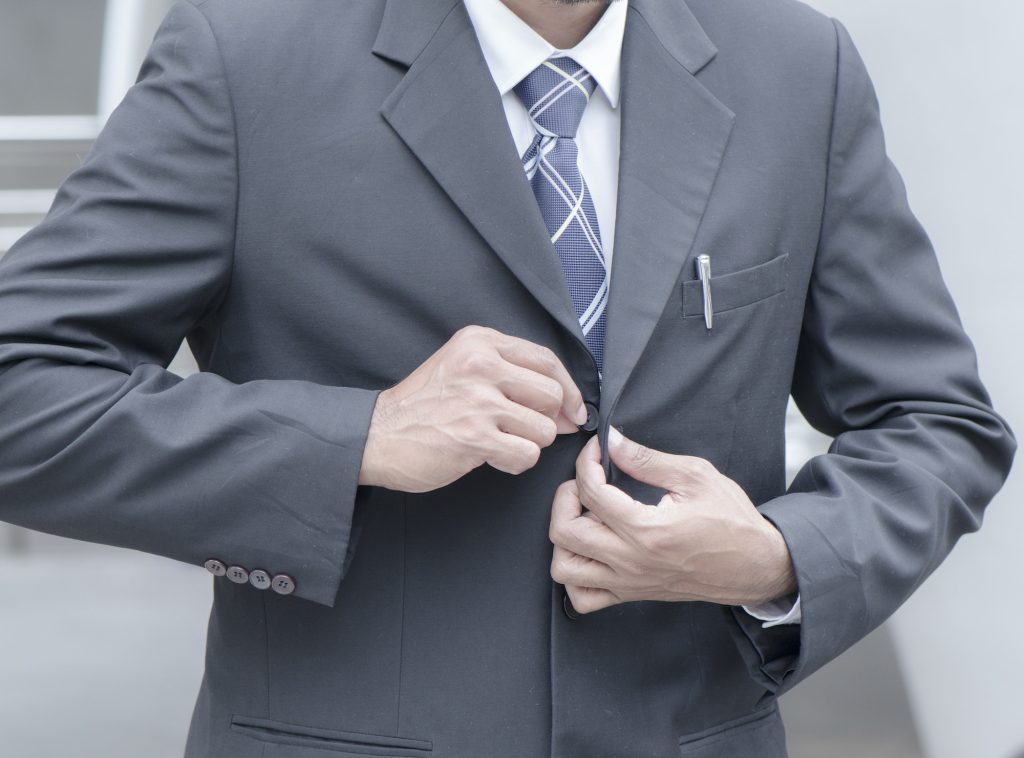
742;593;802;628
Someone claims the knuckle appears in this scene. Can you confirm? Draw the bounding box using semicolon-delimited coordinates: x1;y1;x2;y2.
548;522;565;545
561;527;583;552
520;442;542;469
536;416;558;446
571;593;595;615
551;558;571;584
507;442;541;474
575;476;597;506
697;457;720;476
682;455;714;477
630;444;655;468
535;347;560;376
555;479;578;499
539;376;564;407
454;324;481;342
462;350;498;376
504;460;527;476
465;324;492;339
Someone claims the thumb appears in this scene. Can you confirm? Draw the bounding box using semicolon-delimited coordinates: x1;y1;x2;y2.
607;427;682;489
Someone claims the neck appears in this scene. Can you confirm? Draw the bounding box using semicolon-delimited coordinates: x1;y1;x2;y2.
499;0;611;49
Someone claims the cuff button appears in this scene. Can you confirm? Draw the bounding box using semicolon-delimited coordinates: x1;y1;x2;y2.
271;574;296;595
226;566;250;584
249;569;271;590
203;559;227;577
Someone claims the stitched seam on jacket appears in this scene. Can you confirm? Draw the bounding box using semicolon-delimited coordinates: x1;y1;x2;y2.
806;18;844;425
185;0;240;325
396;495;408;734
262;591;272;719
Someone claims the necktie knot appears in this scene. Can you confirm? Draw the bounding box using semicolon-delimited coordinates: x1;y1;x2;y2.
513;57;597;139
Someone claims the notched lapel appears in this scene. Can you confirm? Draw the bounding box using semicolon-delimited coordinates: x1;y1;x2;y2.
600;3;735;421
376;0;585;347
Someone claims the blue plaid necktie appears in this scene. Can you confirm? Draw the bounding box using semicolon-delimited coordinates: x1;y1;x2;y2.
514;58;608;374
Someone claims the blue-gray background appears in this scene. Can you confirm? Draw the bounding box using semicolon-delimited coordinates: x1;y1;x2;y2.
0;2;1020;757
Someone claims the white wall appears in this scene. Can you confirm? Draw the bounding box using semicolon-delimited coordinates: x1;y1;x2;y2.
796;3;1024;757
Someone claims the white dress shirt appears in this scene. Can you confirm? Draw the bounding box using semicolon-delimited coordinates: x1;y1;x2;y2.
462;0;800;628
463;0;625;275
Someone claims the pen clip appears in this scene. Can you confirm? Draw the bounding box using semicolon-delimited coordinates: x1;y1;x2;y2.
695;254;713;330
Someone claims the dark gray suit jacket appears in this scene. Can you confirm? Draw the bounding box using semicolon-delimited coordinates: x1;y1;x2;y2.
0;0;1014;756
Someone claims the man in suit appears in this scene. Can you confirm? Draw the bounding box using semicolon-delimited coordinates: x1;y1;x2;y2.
0;0;1014;756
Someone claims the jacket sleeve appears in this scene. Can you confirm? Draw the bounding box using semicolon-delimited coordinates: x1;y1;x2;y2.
730;18;1015;694
0;1;379;607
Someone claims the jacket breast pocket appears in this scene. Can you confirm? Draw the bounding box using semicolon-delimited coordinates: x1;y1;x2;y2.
677;705;786;757
230;714;433;757
681;253;788;319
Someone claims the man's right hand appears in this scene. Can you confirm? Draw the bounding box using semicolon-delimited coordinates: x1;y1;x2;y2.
357;325;588;493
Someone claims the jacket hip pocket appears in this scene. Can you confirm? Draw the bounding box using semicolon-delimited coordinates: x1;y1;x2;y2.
231;714;433;757
677;704;786;756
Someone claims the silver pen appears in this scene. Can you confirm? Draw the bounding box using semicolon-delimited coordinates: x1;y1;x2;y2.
695;254;713;330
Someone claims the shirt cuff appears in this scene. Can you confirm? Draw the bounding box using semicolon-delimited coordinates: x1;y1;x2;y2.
742;593;802;628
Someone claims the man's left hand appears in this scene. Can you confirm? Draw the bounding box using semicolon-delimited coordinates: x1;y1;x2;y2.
549;429;797;614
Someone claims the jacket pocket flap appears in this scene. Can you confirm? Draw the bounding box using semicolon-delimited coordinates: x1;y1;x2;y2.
682;253;789;318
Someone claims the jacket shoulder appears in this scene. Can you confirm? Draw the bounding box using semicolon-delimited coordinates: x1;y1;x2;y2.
686;0;839;67
177;0;387;58
683;0;843;120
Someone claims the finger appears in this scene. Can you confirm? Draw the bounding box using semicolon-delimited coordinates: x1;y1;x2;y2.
606;427;694;491
575;437;646;532
555;517;633;567
550;481;632;565
578;431;603;467
551;544;620;590
494;336;587;425
493;401;559;449
549;479;584;533
573;435;606;508
496;364;577;434
484;433;542;475
552;408;583;435
573;432;604;484
564;584;620;615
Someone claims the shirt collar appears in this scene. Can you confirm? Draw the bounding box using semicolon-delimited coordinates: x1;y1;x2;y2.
463;0;627;108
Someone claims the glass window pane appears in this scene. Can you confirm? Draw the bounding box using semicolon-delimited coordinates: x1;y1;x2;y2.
0;0;107;115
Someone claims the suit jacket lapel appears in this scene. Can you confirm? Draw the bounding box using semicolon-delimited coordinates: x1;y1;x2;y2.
374;0;586;349
373;0;735;405
599;0;735;418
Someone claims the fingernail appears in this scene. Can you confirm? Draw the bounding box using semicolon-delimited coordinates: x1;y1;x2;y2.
575;403;588;425
608;426;624;449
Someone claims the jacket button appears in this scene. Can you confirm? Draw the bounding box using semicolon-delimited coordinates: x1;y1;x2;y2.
226;565;250;584
562;592;580;620
271;574;296;595
578;401;599;433
249;569;272;590
203;559;226;577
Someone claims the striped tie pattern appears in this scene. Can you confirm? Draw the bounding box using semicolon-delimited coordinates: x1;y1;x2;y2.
514;58;608;374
